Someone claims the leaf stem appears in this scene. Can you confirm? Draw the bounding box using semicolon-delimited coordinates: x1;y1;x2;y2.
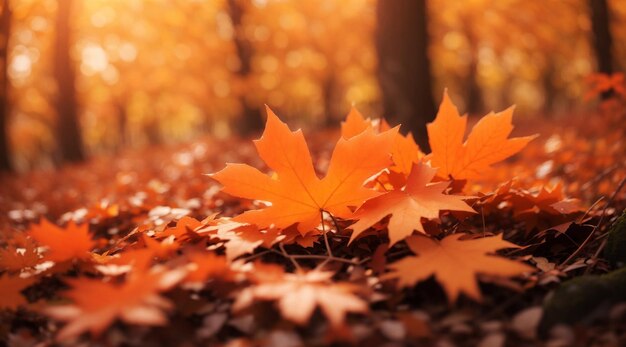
320;210;334;258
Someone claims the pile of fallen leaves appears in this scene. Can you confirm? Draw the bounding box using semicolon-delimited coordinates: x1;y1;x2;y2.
1;90;625;347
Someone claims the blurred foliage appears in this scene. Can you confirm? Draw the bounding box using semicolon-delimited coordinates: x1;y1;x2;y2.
3;0;625;170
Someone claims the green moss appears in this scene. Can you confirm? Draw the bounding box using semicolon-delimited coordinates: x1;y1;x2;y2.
601;266;626;298
539;266;626;333
605;209;626;267
539;276;613;332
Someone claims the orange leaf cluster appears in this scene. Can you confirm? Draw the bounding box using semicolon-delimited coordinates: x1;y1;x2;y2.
1;90;596;344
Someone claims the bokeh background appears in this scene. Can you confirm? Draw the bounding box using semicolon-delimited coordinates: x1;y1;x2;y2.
0;0;623;171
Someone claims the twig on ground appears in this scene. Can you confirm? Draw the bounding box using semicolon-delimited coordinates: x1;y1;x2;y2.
279;242;302;272
560;177;626;268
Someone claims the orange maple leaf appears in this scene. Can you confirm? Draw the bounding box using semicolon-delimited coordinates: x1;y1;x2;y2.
340;107;424;181
233;266;368;328
46;269;184;340
197;218;283;260
211;107;397;233
427;90;537;181
0;275;35;310
0;233;40;272
183;251;233;284
28;219;94;263
349;163;475;245
383;233;533;302
158;216;203;240
340;106;374;139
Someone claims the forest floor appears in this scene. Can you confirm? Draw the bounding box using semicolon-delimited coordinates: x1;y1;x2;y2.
1;101;625;347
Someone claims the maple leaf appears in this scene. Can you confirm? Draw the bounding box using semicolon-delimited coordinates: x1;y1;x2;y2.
340;107;424;181
511;182;581;216
478;181;581;231
141;234;180;259
389;132;424;178
196;218;283;260
427;90;537;181
233;266;368;328
340;106;373;139
211;107;397;233
0;234;40;272
183;251;233;284
0;275;35;310
46;270;184;340
158;216;204;240
28;219;94;263
217;225;282;261
349;163;475;245
383;234;533;302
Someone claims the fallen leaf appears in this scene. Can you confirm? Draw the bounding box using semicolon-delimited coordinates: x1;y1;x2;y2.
349;163;475;245
427;90;537;181
339;106;424;185
511;306;543;339
0;236;40;272
340;107;373;139
46;269;184;339
384;233;533;302
233;267;368;328
212;107;396;233
0;275;35;310
28;219;94;263
183;251;233;284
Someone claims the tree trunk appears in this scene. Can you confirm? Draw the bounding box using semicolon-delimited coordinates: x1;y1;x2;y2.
542;62;557;115
463;18;484;115
588;0;614;99
466;58;484;115
322;69;339;127
227;0;263;135
115;99;127;152
0;0;11;172
376;0;436;152
54;0;84;163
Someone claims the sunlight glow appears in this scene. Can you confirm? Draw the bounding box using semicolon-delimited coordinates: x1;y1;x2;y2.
81;44;109;75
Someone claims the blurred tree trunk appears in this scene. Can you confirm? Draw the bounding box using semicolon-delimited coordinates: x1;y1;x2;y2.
115;99;127;152
0;0;11;172
322;69;339;127
463;17;484;115
376;0;435;152
588;0;614;99
54;0;84;163
542;62;557;115
227;0;263;135
466;57;483;114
